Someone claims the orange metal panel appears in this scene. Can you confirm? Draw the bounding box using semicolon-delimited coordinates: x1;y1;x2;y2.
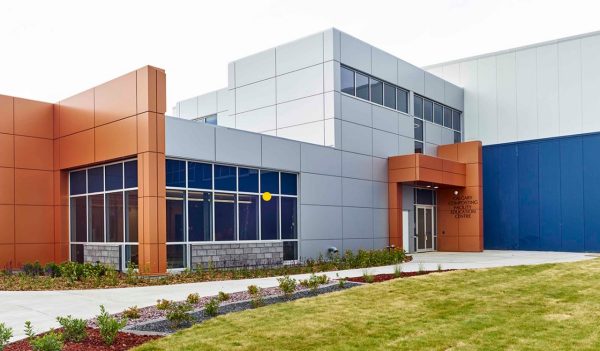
388;155;415;170
137;112;157;153
416;154;443;171
457;141;482;164
59;89;94;137
0;244;15;268
157;153;166;198
458;211;483;237
14;136;53;171
54;243;69;264
157;196;166;244
156;69;166;114
438;235;459;251
15;205;54;243
138;243;159;274
94;116;137;162
53;171;69;206
0;133;14;167
466;163;483;187
442;160;466;174
142;197;159;244
158;243;167;273
15;243;54;266
136;66;157;114
13;98;54;139
14;169;53;206
59;129;94;169
388;168;416;183
458;236;483;252
437;209;458;237
0;95;14;134
94;72;137;126
437;143;458;161
388;182;399;209
442;172;466;187
156;114;165;153
416;168;444;184
0;167;14;204
53;205;68;244
0;205;15;244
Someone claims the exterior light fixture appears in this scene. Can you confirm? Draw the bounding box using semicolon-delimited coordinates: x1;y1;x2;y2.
433;186;439;189
453;190;459;195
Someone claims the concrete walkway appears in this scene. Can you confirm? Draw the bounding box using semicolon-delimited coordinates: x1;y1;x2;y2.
1;250;595;341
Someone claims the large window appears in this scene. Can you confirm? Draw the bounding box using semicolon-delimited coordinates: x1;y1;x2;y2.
165;159;299;268
414;94;462;143
69;160;138;270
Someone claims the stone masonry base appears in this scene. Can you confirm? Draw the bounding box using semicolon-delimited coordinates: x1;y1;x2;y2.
84;244;120;270
191;242;283;269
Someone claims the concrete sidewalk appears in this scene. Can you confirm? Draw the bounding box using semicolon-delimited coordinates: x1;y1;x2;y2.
1;250;595;341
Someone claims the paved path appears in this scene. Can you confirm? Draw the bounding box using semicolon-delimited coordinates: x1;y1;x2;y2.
1;250;595;341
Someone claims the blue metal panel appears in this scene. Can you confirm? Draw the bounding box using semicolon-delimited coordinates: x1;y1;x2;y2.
483;147;500;249
517;143;540;250
560;138;584;252
583;134;600;251
496;145;519;249
538;140;562;251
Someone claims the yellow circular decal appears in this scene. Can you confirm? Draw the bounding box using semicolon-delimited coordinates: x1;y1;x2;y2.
262;192;272;201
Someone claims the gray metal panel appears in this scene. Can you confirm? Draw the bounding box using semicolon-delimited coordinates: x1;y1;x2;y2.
373;237;388;250
276;32;324;75
373;208;388;237
340;32;371;74
215;127;262;166
341;121;372;155
341;151;372;180
372;105;398;133
372;47;398;85
235;78;276;113
340;95;372;127
582;35;600;132
441;128;454;145
276;64;324;104
342;178;372;207
398;113;413;138
324;60;339;93
398;135;414;155
261;135;301;172
444;82;464;111
234;48;276;87
424;143;437;156
342;207;373;239
398;59;424;94
165;117;215;161
323;28;341;62
373;129;399;158
228;63;235;90
324;118;341;147
343;238;374;252
217;88;232;112
424;122;442;145
300;173;342;206
178;96;198;119
300;239;342;259
424;72;445;103
324;91;340;119
372;181;388;209
372;157;388;182
300;142;342;177
300;205;342;240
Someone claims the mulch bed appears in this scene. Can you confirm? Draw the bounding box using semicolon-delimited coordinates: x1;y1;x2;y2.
347;270;455;283
4;328;159;351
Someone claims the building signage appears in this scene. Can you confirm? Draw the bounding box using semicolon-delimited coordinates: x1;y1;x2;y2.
449;195;478;219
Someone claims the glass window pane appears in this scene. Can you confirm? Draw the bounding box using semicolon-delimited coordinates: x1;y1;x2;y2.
414;95;424;118
166;190;185;242
88;194;104;242
454;131;462;144
214;165;236;191
370;78;383;104
341;66;355;95
70;171;86;195
260;170;279;194
238;168;259;193
283;241;298;261
87;167;103;193
238;194;259;241
414;141;423;154
281;173;297;195
125;191;138;242
424;99;433;122
414;119;423;141
70;197;87;242
106;192;124;242
416;189;434;205
215;193;236;241
281;197;297;239
166;159;186;187
443;107;452;128
188;162;212;189
105;163;123;191
166;245;186;269
452;111;461;131
205;115;217;125
125;245;138;268
261;196;279;240
434;103;443;125
70;244;84;263
383;83;396;109
124;160;138;189
397;89;408;113
356;72;369;100
188;191;212;241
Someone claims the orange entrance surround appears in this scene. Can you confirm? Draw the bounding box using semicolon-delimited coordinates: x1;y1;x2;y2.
388;141;483;252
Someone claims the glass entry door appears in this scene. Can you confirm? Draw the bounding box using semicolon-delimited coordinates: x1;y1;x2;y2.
415;205;436;252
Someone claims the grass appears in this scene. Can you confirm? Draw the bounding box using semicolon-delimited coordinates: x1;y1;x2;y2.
134;259;600;351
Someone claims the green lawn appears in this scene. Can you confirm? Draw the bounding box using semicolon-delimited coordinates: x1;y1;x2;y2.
135;259;600;351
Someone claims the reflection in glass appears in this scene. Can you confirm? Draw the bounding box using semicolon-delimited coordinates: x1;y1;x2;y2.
434;103;443;125
261;196;279;240
166;190;185;242
125;245;138;268
454;131;462;144
281;197;297;239
125;191;138;242
124;160;138;188
166;159;186;187
214;165;236;191
281;173;297;195
70;197;87;242
215;193;236;241
105;163;123;191
70;171;86;195
414;119;423;141
414;95;423;118
424;99;433;122
452;111;461;131
167;245;186;269
188;162;212;189
188;191;212;241
341;66;355;95
283;241;298;261
239;168;259;193
383;83;396;109
238;195;259;241
443;107;452;128
106;192;124;242
261;170;279;194
71;244;84;263
414;141;423;154
356;72;369;100
370;78;383;105
87;167;103;193
88;194;104;242
397;88;408;113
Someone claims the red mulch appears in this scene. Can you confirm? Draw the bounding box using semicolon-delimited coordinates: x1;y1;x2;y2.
347;270;455;283
5;328;160;351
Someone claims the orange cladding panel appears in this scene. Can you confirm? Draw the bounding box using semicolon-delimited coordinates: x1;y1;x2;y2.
94;116;137;162
14;136;53;170
437;143;458;161
0;133;14;167
59;89;94;137
0;205;15;244
94;72;137;126
0;167;14;204
0;95;14;134
0;244;15;268
59;129;94;169
15;205;54;243
15;243;54;266
137;112;158;153
14;169;53;205
157;70;166;114
457;141;482;164
14;98;53;139
136;66;157;114
388;155;415;170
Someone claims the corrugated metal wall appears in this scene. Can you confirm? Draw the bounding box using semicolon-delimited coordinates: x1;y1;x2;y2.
483;132;600;252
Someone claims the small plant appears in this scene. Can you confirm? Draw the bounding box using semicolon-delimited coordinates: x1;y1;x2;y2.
300;273;327;292
247;284;259;296
362;270;375;284
251;292;265;308
187;293;200;304
336;274;347;288
96;305;127;346
125;262;138;284
418;263;425;273
156;299;172;310
23;261;44;277
393;264;403;278
218;291;230;302
24;321;63;351
0;322;13;350
437;264;443;272
59;262;84;282
277;275;297;299
56;315;87;342
204;298;220;317
44;263;61;278
166;303;194;328
122;306;141;319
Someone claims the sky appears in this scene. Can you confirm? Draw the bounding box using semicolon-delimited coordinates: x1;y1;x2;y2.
1;0;600;112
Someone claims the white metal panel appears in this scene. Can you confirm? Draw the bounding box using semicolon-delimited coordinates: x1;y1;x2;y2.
536;44;560;138
300;173;342;206
235;78;276;113
276;94;324;129
276;32;324;75
342;178;373;207
442;63;461;85
372;181;388;209
477;56;498;145
459;60;479;142
217;89;232;113
424;72;445;103
235;106;276;133
372;47;398;84
196;91;218;118
165;117;215;161
324;118;340;147
581;35;600;133
340;32;371;74
340;95;372;127
234;48;276;87
178;96;198;119
300;205;342;240
424;122;442;145
324;91;340;120
558;39;583;136
516;48;538;141
276;64;324;104
372;157;387;182
277;120;325;145
496;52;518;143
323;28;341;62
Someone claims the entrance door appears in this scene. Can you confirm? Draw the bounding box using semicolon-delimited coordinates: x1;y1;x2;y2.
415;206;436;252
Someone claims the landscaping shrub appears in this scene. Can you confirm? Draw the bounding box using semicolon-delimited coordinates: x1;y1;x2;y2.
166;303;194;328
59;262;84;282
247;285;259;296
393;264;402;278
24;321;63;351
186;293;200;304
362;270;375;284
122;306;141;319
0;322;13;350
204;298;220;317
300;273;328;292
218;291;230;302
125;262;139;284
44;263;61;278
247;286;265;308
277;275;297;298
23;261;44;277
156;299;172;310
56;315;87;342
96;305;127;346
